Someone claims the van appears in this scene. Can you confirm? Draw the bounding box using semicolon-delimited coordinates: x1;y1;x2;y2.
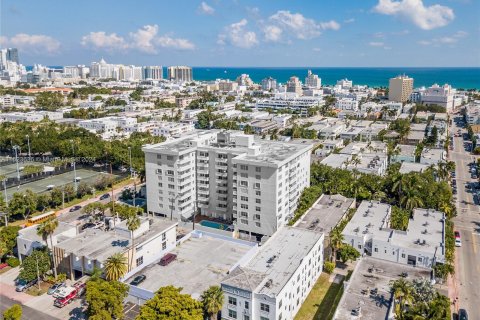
159;253;177;266
46;184;55;191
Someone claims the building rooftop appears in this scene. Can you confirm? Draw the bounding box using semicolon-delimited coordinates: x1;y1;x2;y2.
399;162;429;174
222;227;323;297
343;201;391;238
335;257;431;320
18;222;76;243
126;231;255;299
294;194;355;233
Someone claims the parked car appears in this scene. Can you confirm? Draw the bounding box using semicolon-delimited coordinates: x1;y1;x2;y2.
15;278;37;292
159;253;177;266
459;309;468;320
69;205;82;212
130;275;146;286
54;289;77;308
455;233;462;247
47;282;66;295
99;193;110;200
81;222;95;230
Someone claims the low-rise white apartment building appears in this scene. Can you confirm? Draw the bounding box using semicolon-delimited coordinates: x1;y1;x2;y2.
465;102;480;125
221;227;324;320
256;95;324;116
152;121;195;138
143;130;313;238
0;111;63;122
78;116;137;138
343;201;445;268
335;98;359;111
0;94;35;107
420;148;446;165
420;84;458;112
54;217;177;279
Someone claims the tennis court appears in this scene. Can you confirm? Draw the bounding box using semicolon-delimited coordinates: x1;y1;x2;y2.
0;161;48;179
5;168;118;198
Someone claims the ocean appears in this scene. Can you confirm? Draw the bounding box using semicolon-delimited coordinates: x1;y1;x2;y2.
190;67;480;89
36;66;480;89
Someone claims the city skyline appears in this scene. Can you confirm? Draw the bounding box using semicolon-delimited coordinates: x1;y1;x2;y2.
1;0;479;67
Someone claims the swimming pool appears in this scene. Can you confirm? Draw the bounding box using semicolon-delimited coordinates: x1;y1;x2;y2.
199;220;233;231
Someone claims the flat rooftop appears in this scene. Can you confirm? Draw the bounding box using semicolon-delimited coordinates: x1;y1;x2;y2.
343;201;390;238
19;222;75;243
222;227;323;297
399;162;429;174
126;232;255;299
335;257;431;320
294;194;355;233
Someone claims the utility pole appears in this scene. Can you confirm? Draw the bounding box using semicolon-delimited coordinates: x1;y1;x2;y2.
35;254;41;290
13;145;20;182
71;140;78;192
26;135;31;160
110;162;117;231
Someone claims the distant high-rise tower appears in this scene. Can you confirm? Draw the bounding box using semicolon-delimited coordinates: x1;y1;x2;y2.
389;75;414;102
142;66;163;80
167;66;192;82
286;76;303;96
6;48;19;64
305;70;321;89
261;77;277;91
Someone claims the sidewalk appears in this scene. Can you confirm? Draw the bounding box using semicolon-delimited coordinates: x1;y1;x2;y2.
448;248;461;316
0;282;33;304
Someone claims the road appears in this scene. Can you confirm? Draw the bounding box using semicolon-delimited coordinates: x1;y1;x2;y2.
0;296;56;320
448;114;480;317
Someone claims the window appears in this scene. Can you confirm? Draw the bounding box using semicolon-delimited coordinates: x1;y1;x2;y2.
255;199;261;204
241;219;248;225
401;253;405;258
228;296;237;306
162;242;166;250
168;184;174;189
255;207;261;212
358;244;362;249
136;256;143;266
158;183;163;187
255;190;261;196
167;170;174;175
168;177;174;182
241;196;248;201
374;248;378;252
392;251;395;255
157;155;162;159
255;175;261;180
240;181;248;187
279;299;282;308
243;316;250;320
241;204;248;209
255;222;261;227
256;167;261;172
240;165;248;170
254;214;260;220
418;257;423;262
167;155;174;161
260;317;269;320
260;303;270;313
244;301;249;309
254;183;260;189
240;173;248;178
162;233;166;241
156;169;162;174
228;309;237;319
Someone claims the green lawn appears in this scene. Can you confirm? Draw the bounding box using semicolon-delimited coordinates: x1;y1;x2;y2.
295;273;344;320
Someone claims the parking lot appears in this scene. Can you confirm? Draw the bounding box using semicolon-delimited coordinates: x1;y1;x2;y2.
5;168;117;197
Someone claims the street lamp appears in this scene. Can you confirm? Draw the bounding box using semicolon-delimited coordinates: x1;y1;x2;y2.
13;145;20;182
128;147;133;179
26;135;31;160
70;140;78;192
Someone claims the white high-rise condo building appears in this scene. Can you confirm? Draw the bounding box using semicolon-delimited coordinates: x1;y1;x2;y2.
389;75;414;103
261;77;277;91
305;70;321;89
167;66;193;82
286;76;303;96
336;78;353;89
142;130;313;238
142;66;163;80
236;74;254;86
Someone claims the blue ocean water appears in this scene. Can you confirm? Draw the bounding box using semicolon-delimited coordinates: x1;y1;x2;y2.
190;67;480;89
35;66;480;89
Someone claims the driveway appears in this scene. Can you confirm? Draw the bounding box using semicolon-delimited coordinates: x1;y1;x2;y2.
24;290;86;320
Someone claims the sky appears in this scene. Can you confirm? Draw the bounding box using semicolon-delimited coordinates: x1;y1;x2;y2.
1;0;479;67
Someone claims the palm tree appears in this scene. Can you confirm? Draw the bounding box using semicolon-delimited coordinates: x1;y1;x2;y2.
126;214;141;270
329;227;344;262
37;217;59;278
104;253;128;281
400;192;424;211
201;285;224;320
390;278;414;320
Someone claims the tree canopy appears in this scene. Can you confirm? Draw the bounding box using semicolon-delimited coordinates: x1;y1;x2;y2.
19;249;50;281
86;278;128;320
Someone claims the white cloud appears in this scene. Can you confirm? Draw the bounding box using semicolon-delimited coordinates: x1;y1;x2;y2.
266;11;340;41
3;33;61;55
320;20;341;31
369;41;385;46
312;47;322;52
198;2;215;15
156;36;195;50
263;25;283;42
82;25;195;52
344;18;355;24
418;30;468;46
374;0;454;30
129;25;159;53
218;19;258;48
81;31;128;51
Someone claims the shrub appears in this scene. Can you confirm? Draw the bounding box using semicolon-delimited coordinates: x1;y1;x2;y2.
324;261;335;274
6;257;20;267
